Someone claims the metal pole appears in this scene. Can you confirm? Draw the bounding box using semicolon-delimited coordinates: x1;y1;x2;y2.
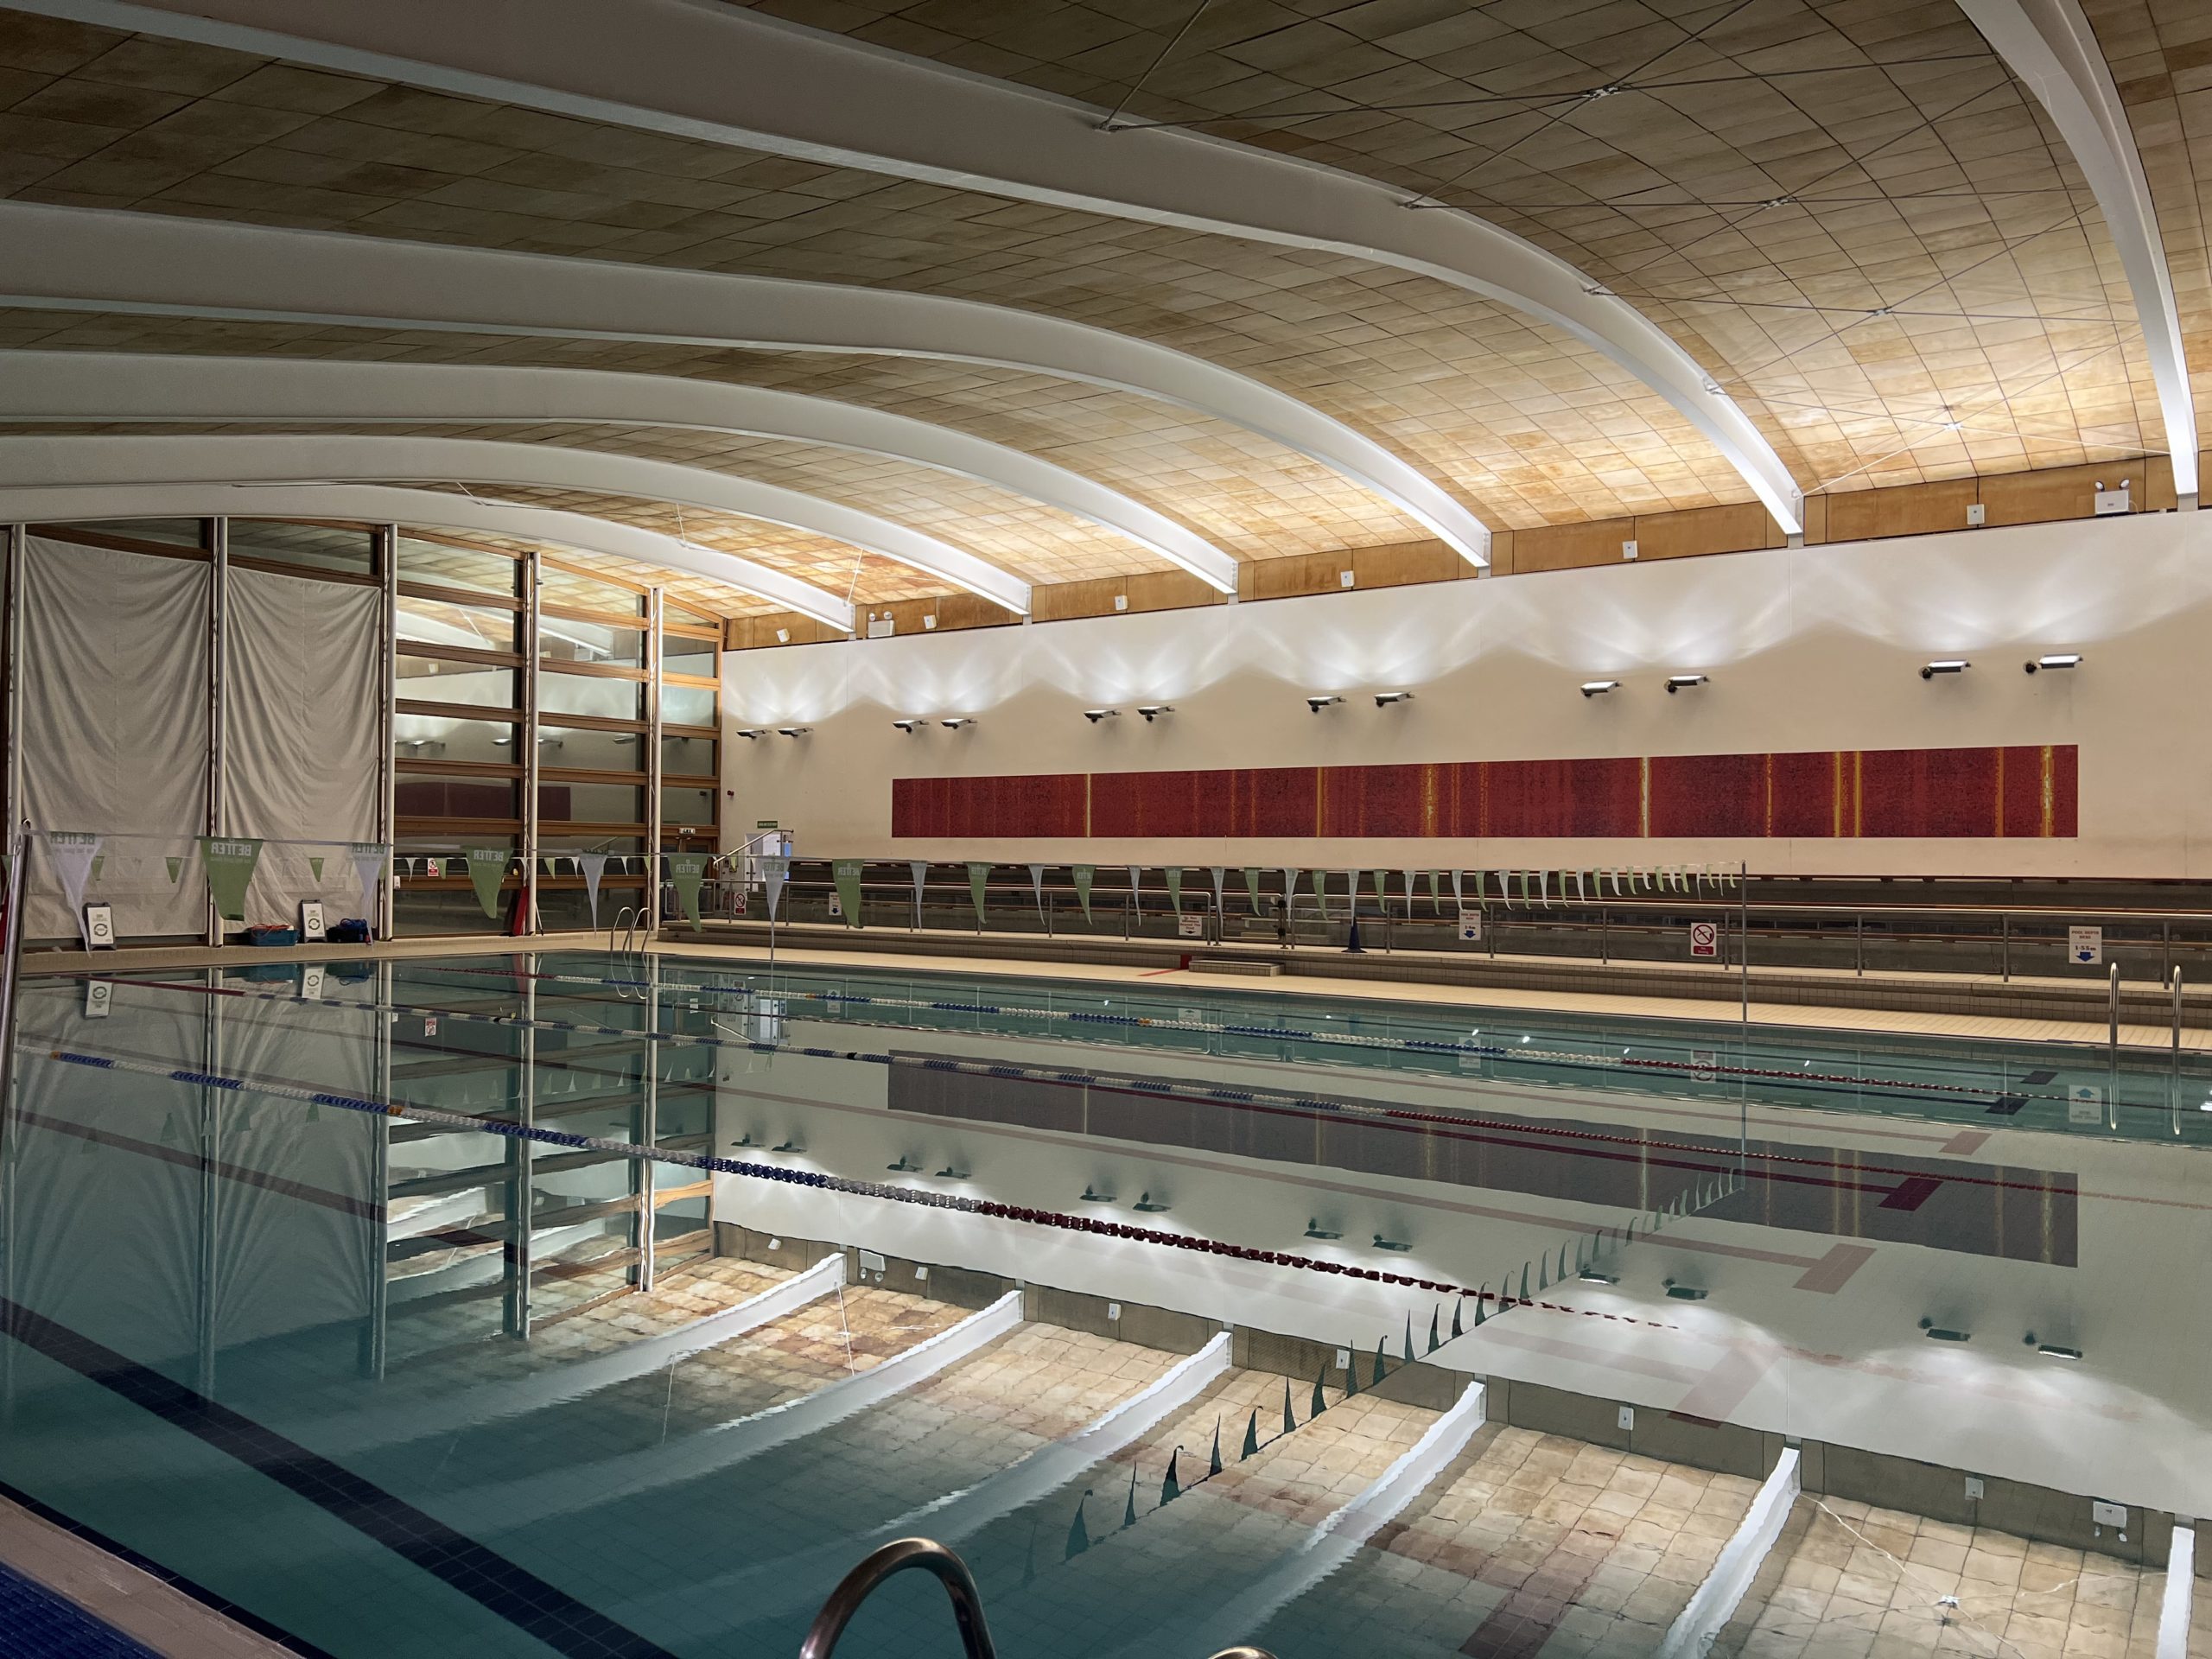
0;821;28;1126
2001;912;2009;982
522;550;542;939
365;959;391;1379
205;516;228;948
645;583;664;944
1855;912;1864;977
1739;861;1750;1033
1600;906;1608;965
639;953;658;1294
376;524;398;942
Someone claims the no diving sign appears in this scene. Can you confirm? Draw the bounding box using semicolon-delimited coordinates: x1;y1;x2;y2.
1688;920;1719;960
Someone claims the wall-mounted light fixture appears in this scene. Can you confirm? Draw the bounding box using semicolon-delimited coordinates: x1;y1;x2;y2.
1920;659;1970;679
939;717;976;731
1136;704;1173;721
1374;691;1414;708
2024;653;2083;674
892;719;923;734
1083;708;1121;723
1306;694;1344;713
777;727;811;738
2036;1342;2084;1361
735;728;766;740
1664;674;1708;694
1580;680;1622;698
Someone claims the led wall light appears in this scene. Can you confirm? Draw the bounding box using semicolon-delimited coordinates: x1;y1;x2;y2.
1306;695;1344;713
939;717;976;730
1136;704;1174;721
1374;691;1415;707
2024;653;2083;674
777;727;811;738
2037;1343;2084;1361
735;728;766;740
1665;674;1708;694
892;719;922;734
1920;659;1970;679
1083;708;1121;723
1580;680;1622;698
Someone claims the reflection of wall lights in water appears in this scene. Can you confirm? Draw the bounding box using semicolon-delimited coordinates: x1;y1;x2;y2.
1304;1219;1343;1240
1579;1268;1619;1285
1919;1319;1970;1342
2037;1344;2084;1361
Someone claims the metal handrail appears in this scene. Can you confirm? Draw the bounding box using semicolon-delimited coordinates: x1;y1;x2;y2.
798;1537;1277;1659
800;1538;995;1659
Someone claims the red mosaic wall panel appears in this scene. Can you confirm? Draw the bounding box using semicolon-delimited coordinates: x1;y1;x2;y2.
889;745;2079;839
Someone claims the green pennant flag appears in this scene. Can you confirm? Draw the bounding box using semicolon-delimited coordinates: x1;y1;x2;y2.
1165;867;1184;914
1072;864;1095;924
1427;870;1443;912
832;858;866;927
966;861;990;923
667;849;709;925
1370;869;1389;912
463;845;510;919
90;854;105;882
308;854;325;884
198;837;264;922
164;855;182;885
1243;868;1263;914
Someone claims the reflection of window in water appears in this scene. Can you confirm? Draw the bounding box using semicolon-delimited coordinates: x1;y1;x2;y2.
720;995;785;1047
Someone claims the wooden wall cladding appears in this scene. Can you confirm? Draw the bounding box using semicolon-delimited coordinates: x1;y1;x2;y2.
892;745;2078;841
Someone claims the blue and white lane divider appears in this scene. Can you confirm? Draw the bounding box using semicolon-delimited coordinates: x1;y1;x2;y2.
23;1043;1686;1330
417;960;2059;1110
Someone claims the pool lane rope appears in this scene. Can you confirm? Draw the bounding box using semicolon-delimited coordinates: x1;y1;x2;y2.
91;975;1964;1186
31;1042;1688;1332
422;959;2096;1111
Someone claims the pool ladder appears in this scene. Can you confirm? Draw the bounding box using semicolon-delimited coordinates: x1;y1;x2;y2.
800;1538;1276;1658
609;906;647;997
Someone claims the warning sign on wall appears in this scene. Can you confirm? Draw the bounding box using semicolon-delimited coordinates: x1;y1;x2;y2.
1688;920;1719;960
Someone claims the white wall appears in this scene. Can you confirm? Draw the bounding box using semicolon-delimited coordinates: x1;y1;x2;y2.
722;512;2209;876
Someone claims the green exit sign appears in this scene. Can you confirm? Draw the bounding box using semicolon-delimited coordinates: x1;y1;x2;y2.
755;820;779;830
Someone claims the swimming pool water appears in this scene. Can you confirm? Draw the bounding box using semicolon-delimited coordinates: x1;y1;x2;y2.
0;950;2197;1656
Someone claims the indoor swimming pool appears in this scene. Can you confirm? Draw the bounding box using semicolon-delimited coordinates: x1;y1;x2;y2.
0;950;2203;1657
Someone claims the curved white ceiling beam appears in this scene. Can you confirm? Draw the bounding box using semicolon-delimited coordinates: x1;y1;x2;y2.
1958;0;2197;502
0;351;1242;592
0;203;1490;569
0;433;1032;614
5;0;1804;536
0;480;856;630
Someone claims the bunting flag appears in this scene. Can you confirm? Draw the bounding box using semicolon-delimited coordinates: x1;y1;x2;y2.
1452;868;1465;910
1065;1493;1090;1561
1029;863;1047;920
1165;867;1184;915
41;833;102;943
163;855;182;885
1538;869;1551;907
1573;869;1586;903
761;855;789;919
1243;867;1262;914
577;852;608;927
1126;866;1142;913
200;837;265;923
1472;869;1486;907
306;854;325;885
1211;866;1228;920
967;861;990;923
1072;864;1095;923
911;860;931;926
1427;870;1442;913
1279;868;1298;917
1369;869;1389;912
1341;869;1359;921
667;850;709;925
832;859;865;926
461;846;509;920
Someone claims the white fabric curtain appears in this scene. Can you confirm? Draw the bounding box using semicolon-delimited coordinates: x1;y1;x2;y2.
19;537;210;941
222;567;382;925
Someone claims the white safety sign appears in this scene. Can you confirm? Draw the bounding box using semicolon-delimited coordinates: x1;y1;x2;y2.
1689;920;1719;959
2068;925;2102;965
1457;909;1483;942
